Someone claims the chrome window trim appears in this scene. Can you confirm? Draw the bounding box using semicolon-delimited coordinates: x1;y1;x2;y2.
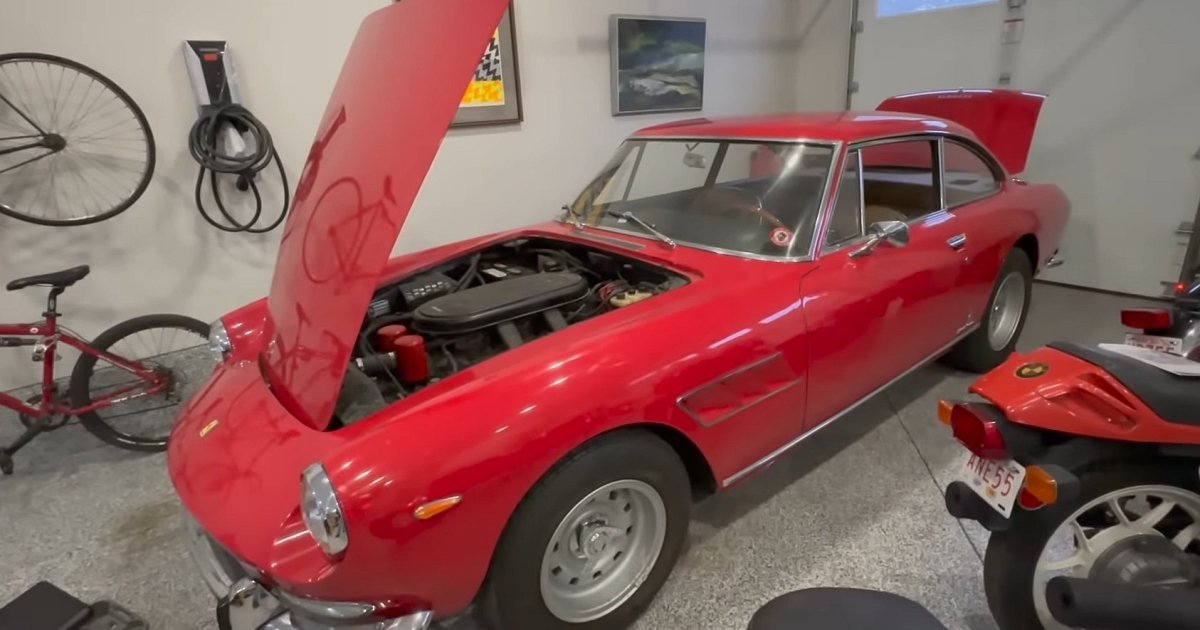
818;135;946;255
937;137;947;210
572;231;646;251
721;324;978;487
559;137;842;263
817;149;866;254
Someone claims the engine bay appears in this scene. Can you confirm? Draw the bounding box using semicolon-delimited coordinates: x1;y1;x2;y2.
332;237;688;427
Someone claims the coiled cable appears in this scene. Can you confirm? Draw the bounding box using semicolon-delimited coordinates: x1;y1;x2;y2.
187;103;289;233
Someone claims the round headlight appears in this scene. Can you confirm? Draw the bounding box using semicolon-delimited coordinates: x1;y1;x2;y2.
208;319;232;362
301;463;348;557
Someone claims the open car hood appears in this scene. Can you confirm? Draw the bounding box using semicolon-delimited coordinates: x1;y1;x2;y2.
260;0;512;429
876;89;1046;175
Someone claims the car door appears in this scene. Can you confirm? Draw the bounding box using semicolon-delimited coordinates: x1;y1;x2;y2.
938;137;1009;322
801;138;971;428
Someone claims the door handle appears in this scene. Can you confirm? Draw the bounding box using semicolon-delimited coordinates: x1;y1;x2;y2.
947;234;967;250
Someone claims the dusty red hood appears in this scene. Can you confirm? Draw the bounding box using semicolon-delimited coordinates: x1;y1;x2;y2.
876;89;1046;174
261;0;512;428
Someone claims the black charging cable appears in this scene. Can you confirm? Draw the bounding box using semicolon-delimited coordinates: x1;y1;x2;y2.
187;103;289;233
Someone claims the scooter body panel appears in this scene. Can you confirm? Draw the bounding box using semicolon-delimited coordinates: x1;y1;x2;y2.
970;346;1200;445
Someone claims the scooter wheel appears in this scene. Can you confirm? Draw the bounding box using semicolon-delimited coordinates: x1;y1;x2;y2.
982;461;1200;629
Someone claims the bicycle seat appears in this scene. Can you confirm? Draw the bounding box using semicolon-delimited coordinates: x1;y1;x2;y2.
6;265;90;291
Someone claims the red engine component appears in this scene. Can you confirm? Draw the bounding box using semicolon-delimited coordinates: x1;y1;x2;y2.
376;325;409;351
393;335;429;383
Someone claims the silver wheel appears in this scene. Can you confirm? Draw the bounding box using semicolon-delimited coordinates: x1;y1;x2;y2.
540;479;667;623
1033;484;1200;629
988;271;1026;351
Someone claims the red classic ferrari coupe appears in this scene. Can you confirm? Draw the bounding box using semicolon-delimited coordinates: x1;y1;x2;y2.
169;1;1069;629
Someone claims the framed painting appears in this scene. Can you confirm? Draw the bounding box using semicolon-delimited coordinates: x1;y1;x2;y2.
610;15;706;116
453;3;523;127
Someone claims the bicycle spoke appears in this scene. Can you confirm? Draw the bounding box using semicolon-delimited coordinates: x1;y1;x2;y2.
0;148;52;174
0;91;44;136
0;134;41;141
0;64;37;124
67;95;126;134
62;76;100;132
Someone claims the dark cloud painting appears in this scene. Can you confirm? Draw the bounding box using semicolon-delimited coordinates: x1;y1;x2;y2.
610;16;706;115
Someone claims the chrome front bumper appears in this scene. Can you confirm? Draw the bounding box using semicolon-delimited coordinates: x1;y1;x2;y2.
184;514;431;630
218;579;433;630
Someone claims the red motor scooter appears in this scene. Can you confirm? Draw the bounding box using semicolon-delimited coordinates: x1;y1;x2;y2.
940;280;1200;629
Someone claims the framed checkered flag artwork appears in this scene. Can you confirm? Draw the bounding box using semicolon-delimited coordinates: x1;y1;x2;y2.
453;2;523;127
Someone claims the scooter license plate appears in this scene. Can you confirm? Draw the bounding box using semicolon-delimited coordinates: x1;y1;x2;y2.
958;453;1026;518
1125;333;1183;354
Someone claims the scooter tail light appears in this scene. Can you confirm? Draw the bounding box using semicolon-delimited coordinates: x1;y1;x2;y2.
1120;308;1172;331
949;404;1008;460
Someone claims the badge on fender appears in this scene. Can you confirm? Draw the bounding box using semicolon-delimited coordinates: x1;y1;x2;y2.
1016;362;1049;378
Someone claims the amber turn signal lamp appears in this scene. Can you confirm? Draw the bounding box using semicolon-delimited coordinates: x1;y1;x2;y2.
414;495;463;521
937;400;954;426
1022;466;1058;506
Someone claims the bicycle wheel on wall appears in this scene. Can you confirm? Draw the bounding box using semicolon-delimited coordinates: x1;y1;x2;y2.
0;53;155;226
69;314;211;451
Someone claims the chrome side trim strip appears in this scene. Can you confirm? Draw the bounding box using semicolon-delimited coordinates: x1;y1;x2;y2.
720;326;977;488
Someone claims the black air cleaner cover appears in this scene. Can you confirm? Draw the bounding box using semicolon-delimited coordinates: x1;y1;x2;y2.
413;272;587;333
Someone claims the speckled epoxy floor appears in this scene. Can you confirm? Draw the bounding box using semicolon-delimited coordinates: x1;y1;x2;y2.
0;284;1157;630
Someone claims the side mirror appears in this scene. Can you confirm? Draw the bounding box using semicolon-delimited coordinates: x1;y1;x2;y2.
850;220;909;258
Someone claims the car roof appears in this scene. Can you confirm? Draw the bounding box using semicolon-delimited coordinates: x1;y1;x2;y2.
631;110;975;144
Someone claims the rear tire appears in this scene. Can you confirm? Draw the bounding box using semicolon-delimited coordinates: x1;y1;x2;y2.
70;314;209;451
945;248;1032;372
477;431;691;630
983;461;1200;630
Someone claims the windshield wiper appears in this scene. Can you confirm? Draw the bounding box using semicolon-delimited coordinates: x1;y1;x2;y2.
604;210;676;249
561;203;586;230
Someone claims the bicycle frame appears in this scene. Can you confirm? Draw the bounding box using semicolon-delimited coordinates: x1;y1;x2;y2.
0;312;167;419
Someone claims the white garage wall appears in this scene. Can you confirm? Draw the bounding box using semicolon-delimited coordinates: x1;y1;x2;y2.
1015;0;1200;296
0;0;830;386
847;0;1200;297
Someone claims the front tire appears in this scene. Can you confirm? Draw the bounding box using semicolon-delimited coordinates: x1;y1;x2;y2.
478;431;691;630
945;248;1032;372
70;314;210;451
983;462;1200;630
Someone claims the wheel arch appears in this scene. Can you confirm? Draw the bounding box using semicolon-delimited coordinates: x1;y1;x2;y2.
1014;233;1039;271
473;421;713;618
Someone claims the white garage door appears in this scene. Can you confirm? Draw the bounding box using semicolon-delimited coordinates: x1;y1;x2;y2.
850;0;1200;296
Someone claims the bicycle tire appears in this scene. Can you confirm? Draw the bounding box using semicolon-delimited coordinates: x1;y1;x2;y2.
0;52;156;226
69;314;209;451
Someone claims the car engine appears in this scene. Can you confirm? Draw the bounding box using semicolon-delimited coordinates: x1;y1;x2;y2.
332;237;688;427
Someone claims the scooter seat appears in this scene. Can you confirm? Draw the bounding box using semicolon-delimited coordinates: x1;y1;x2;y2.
1050;342;1200;427
747;588;947;630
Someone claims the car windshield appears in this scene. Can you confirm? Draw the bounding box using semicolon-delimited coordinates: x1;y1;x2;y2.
567;139;835;258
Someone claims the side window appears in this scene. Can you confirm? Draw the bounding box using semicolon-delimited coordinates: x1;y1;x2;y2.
943;140;1001;206
858;139;939;223
825;151;863;248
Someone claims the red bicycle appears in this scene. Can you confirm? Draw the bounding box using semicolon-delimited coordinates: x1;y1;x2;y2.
0;265;209;474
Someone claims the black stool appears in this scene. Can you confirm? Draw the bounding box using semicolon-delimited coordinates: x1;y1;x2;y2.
747;588;948;630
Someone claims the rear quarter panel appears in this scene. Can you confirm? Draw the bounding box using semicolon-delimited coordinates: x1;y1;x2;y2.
958;180;1070;319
